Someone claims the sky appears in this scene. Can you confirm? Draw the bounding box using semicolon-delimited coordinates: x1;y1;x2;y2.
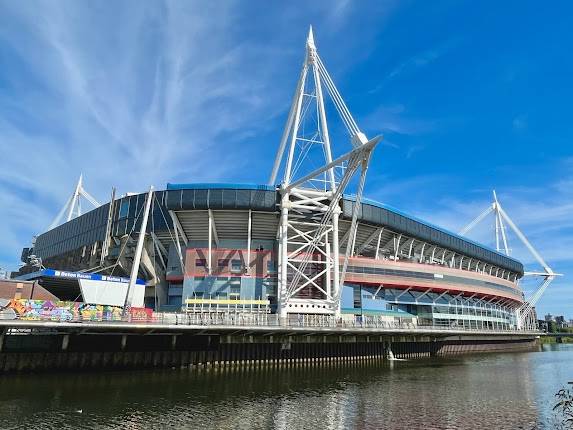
0;0;571;317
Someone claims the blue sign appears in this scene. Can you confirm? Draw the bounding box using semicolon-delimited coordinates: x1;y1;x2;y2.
16;269;145;285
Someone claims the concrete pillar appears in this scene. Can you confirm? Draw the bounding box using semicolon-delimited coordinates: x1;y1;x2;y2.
171;335;177;350
61;334;70;351
385;341;393;360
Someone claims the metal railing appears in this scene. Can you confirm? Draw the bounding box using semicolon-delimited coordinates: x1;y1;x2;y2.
130;312;536;333
4;311;540;334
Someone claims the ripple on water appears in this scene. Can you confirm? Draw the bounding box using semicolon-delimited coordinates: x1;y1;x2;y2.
0;346;571;430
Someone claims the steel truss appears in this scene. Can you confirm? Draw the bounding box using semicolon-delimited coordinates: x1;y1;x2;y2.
459;190;562;329
49;174;101;230
270;28;381;318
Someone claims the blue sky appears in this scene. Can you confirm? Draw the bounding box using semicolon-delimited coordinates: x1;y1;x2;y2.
0;1;571;317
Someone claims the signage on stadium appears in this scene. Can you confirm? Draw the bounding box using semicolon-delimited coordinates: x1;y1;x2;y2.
44;269;145;285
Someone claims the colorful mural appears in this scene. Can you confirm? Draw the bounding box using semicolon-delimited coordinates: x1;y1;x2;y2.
7;300;125;322
2;299;154;322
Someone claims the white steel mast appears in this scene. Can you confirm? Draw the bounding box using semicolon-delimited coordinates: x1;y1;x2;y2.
123;186;154;314
459;190;562;329
271;27;381;319
49;174;101;229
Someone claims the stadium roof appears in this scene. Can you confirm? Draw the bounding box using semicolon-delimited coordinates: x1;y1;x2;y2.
165;183;523;274
33;183;523;275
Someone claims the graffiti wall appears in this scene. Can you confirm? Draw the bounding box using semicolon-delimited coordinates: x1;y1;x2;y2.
1;299;154;322
7;300;124;322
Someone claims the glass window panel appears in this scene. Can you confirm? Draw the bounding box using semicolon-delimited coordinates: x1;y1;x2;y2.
119;199;130;219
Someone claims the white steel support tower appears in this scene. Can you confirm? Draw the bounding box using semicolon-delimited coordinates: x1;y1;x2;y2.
459;190;562;329
123;186;154;314
49;174;101;229
459;191;510;255
270;28;381;318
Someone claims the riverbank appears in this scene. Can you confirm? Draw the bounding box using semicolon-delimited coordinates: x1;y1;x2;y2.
540;335;573;344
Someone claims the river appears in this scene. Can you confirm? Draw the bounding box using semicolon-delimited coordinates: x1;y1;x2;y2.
0;344;571;429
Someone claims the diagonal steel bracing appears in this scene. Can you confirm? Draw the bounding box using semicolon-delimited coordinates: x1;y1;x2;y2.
271;28;381;318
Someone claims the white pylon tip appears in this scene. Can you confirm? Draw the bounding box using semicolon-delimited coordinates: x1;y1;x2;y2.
307;25;315;48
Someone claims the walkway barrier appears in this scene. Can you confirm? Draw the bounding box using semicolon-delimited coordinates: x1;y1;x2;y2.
1;299;540;334
146;311;536;334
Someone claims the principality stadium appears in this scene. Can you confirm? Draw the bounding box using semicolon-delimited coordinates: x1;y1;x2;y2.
14;28;556;332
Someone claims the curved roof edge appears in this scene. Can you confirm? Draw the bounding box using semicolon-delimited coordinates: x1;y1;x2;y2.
32;183;523;276
343;194;523;275
165;183;522;275
167;183;276;191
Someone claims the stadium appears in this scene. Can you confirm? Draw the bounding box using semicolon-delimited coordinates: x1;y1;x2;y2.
14;29;547;332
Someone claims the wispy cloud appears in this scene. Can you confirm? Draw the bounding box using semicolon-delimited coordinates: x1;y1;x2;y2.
365;173;451;203
0;2;274;192
406;144;425;159
388;38;460;80
327;0;352;24
0;1;397;271
364;104;438;136
369;38;460;95
512;114;528;132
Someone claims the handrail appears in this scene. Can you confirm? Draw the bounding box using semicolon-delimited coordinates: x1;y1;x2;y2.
5;312;541;335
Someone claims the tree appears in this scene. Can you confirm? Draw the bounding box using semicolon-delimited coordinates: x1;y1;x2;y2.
554;382;573;429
